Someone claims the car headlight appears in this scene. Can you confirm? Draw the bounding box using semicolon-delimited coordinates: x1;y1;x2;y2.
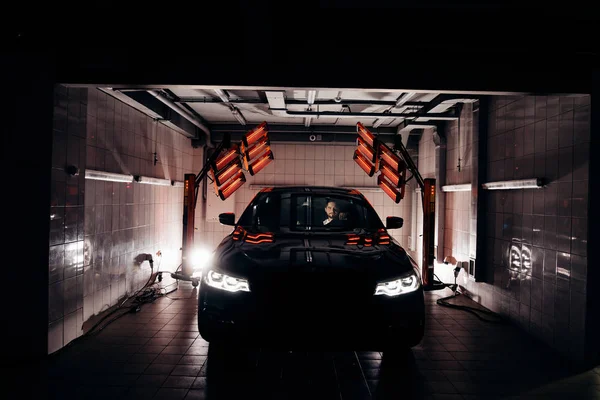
204;270;250;293
374;272;420;296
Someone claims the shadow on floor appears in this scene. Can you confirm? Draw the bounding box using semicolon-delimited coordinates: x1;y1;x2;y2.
46;283;600;400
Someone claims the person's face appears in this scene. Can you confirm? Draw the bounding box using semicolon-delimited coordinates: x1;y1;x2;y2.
325;202;339;219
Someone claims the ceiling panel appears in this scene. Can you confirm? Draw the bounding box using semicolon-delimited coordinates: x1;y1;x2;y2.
172;87;457;130
170;88;214;98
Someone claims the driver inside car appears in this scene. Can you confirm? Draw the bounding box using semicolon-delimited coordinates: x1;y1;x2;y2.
323;200;349;226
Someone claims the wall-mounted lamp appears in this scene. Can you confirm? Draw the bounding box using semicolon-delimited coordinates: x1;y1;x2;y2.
134;175;172;186
85;169;134;183
441;184;471;192
482;178;544;190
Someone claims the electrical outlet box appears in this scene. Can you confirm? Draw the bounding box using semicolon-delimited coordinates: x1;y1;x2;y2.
468;258;476;278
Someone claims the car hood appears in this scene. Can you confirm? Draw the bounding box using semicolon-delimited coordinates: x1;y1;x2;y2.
210;231;418;283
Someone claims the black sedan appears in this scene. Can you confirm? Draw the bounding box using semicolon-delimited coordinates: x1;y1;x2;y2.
197;186;425;352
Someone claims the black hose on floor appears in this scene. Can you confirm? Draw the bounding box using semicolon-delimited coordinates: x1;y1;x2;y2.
436;291;506;324
432;272;506;324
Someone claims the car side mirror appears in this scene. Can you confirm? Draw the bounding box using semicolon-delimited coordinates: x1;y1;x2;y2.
386;216;403;229
219;213;235;226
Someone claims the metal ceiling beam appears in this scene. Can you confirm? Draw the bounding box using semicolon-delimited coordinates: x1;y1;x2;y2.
174;97;428;107
271;109;459;120
212;88;248;126
208;129;397;145
419;94;479;114
147;90;212;144
304;90;316;127
208;124;397;135
98;88;164;120
108;89;201;139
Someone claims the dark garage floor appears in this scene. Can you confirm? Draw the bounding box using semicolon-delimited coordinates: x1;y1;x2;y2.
48;283;600;400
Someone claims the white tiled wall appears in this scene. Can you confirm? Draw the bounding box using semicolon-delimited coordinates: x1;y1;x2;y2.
415;95;591;363
81;89;195;339
193;143;413;251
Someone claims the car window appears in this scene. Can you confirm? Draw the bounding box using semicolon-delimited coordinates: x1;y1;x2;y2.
310;195;379;231
237;192;384;232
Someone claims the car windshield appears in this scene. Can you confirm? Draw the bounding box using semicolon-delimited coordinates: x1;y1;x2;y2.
236;192;385;232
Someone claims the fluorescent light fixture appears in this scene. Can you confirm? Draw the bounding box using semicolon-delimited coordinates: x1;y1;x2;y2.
214;89;230;103
395;92;416;108
134;175;172;186
441;184;471;192
304;117;312;127
231;107;247;125
482;178;544;190
307;90;317;105
372;119;384;128
85;169;133;183
172;181;185;188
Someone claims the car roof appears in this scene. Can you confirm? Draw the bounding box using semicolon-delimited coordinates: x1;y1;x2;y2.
259;186;364;196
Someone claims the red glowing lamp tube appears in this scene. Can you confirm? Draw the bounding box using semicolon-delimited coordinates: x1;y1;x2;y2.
213;145;240;171
211;158;243;186
218;171;246;200
243;136;270;162
378;174;402;203
357;136;377;163
242;122;268;147
379;160;404;187
248;150;274;176
357;122;376;148
378;143;403;171
353;150;375;177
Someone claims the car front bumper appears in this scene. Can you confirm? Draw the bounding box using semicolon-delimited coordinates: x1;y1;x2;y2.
198;282;425;350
